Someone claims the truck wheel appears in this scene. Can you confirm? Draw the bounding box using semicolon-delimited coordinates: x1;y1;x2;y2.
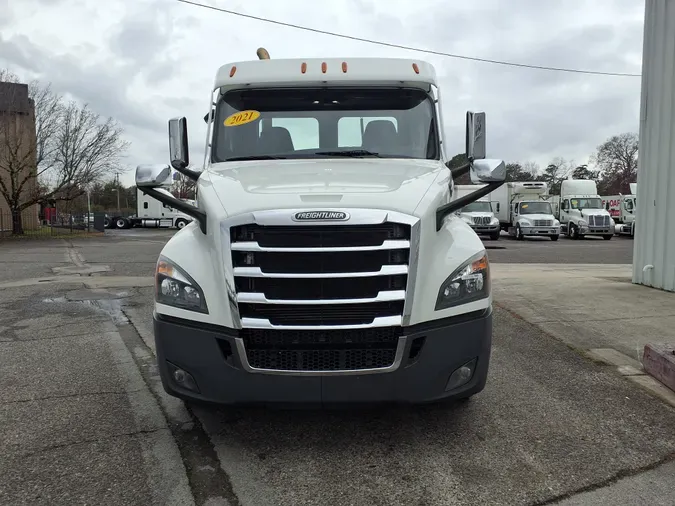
550;235;559;241
115;218;128;229
568;223;578;239
515;224;524;240
489;231;500;241
104;217;111;229
603;234;613;240
175;219;188;229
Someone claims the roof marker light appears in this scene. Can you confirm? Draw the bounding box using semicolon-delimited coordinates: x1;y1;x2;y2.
321;62;327;73
412;63;420;74
341;62;348;73
301;62;307;74
229;66;237;77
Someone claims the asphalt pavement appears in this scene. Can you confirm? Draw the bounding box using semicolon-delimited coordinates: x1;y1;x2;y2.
1;229;672;506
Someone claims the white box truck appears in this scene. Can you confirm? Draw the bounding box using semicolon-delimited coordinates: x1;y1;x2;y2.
490;181;560;240
601;182;636;237
107;182;194;230
556;179;614;240
454;184;501;240
134;51;507;406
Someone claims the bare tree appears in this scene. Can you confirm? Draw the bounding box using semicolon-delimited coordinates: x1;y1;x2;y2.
591;132;638;194
536;157;574;195
0;70;130;234
171;168;198;199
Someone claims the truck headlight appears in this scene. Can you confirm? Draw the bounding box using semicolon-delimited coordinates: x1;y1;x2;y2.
435;252;490;311
156;256;208;313
519;219;532;226
553;219;560;226
578;219;588;226
490;217;499;225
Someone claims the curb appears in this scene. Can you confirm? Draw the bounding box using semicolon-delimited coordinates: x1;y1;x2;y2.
643;343;675;393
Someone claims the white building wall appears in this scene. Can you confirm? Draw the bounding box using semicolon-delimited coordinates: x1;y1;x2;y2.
632;0;675;292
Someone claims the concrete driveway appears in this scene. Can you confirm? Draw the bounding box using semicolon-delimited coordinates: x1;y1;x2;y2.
1;231;673;506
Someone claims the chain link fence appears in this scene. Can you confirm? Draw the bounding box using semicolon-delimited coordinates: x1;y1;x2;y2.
0;210;106;239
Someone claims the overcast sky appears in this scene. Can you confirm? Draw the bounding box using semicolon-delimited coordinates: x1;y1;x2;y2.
1;0;645;186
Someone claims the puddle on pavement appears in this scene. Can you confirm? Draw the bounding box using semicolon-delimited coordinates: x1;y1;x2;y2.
44;289;131;325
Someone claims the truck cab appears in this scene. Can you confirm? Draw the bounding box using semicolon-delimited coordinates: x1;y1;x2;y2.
601;183;636;237
490;181;560;240
454;185;501;240
557;179;614;240
135;53;506;406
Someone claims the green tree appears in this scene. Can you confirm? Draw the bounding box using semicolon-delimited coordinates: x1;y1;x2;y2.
591;133;638;194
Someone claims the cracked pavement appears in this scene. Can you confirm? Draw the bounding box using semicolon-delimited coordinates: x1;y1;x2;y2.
0;231;673;506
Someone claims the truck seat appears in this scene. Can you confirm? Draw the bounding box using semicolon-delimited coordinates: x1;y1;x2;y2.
362;120;398;153
258;126;295;154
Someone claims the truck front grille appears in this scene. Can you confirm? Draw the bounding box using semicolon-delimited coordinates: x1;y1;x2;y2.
229;217;416;372
588;215;610;227
241;327;401;371
472;216;491;225
534;219;553;227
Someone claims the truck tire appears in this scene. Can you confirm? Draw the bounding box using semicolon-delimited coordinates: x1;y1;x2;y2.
489;231;500;241
515;224;524;240
550;235;559;241
115;217;128;229
104;217;111;229
603;234;613;240
568;223;578;239
175;218;188;229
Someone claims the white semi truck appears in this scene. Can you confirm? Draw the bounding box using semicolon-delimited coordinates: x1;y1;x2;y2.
601;182;636;237
554;179;614;240
135;51;507;406
107;183;194;230
454;184;501;240
490;181;560;240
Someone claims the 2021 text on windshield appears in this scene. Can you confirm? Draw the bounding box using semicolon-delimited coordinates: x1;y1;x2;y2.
211;87;439;162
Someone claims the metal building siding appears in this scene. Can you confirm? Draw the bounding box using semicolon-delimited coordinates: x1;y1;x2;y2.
632;0;675;292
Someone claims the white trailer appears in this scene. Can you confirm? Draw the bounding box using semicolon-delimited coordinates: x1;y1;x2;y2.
454;184;501;240
107;179;194;230
557;179;614;240
489;181;560;240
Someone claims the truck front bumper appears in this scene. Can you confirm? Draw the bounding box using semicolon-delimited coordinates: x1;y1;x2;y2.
470;224;500;234
580;226;612;235
153;309;492;406
521;226;560;236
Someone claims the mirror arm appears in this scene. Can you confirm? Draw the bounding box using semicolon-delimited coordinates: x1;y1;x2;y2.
436;181;505;231
140;187;207;234
170;162;201;182
450;162;471;179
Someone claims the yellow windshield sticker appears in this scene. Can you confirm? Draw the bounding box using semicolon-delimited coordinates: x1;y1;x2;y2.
521;204;529;209
571;199;578;206
224;110;260;127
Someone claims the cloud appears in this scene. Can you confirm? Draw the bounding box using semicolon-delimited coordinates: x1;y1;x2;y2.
0;0;645;184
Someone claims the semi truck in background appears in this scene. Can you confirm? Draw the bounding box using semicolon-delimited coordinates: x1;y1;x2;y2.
553;179;614;240
601;182;636;237
454;184;501;240
134;49;508;406
106;177;195;230
489;181;560;240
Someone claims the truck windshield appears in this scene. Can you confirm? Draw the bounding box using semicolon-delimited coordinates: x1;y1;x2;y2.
211;87;439;162
462;201;492;213
571;198;602;210
519;202;552;215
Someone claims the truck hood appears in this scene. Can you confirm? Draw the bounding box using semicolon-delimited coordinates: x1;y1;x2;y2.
459;211;495;219
518;213;556;221
578;209;610;217
204;159;445;217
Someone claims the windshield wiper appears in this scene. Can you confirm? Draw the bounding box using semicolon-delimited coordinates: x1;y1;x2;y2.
314;149;383;158
224;155;287;161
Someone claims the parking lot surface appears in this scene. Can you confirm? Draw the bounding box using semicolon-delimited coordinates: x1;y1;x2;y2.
2;230;672;506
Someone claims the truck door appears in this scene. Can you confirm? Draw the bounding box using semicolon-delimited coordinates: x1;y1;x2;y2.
560;199;570;224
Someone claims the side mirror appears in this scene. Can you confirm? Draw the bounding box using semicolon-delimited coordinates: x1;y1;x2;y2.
495;202;500;213
136;164;172;188
605;202;610;211
169;117;189;170
470;159;506;184
465;111;486;160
